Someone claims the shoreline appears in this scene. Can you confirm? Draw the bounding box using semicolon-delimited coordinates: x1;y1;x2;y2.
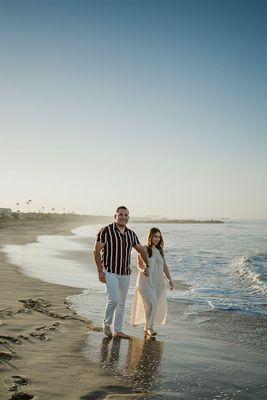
0;220;134;400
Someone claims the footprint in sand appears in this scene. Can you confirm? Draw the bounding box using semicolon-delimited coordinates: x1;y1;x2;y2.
35;325;47;331
0;335;23;345
9;393;34;400
29;332;48;341
0;351;14;361
12;375;30;386
19;335;29;340
9;375;30;393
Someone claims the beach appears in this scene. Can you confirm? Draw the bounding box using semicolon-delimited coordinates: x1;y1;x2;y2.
0;220;134;400
0;220;267;400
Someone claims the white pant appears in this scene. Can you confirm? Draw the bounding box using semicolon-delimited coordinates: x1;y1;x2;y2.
104;272;130;333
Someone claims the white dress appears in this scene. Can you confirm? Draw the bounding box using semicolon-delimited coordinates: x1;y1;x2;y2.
130;247;167;328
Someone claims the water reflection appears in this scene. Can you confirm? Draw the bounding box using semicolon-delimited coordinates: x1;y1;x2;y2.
99;335;164;393
127;337;164;392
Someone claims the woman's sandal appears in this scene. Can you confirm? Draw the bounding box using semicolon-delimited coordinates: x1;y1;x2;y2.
144;329;157;337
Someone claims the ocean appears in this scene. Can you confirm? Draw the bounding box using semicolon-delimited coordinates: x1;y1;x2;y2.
3;220;267;321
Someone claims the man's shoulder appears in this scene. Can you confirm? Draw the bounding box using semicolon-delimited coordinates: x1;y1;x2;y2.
98;224;112;233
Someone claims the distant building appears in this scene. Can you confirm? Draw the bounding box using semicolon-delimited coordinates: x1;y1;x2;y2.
144;215;162;220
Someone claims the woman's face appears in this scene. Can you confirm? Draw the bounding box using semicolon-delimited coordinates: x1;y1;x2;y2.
151;231;161;246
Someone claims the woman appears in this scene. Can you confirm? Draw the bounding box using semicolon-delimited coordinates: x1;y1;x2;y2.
130;227;174;337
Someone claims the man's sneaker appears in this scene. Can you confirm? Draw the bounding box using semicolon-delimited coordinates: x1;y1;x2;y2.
103;325;113;337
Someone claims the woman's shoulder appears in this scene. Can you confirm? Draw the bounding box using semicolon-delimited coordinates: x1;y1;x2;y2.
156;247;165;257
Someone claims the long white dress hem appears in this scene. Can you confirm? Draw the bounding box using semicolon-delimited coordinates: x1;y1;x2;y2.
130;247;167;329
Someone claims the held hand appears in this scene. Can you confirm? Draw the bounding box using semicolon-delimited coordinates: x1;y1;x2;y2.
169;280;174;290
143;266;149;277
98;270;106;284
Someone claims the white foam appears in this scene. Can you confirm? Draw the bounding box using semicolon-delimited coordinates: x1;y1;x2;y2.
3;234;98;289
71;224;102;239
232;256;267;296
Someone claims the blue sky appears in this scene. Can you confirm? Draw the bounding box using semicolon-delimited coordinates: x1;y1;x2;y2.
0;0;266;218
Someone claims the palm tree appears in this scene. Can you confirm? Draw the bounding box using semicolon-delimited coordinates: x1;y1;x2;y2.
28;199;32;213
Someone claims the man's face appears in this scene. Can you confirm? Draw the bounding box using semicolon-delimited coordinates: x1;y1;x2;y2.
114;208;129;226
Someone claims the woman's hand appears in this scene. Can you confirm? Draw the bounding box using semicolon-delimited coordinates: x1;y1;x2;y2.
168;279;174;290
143;266;150;276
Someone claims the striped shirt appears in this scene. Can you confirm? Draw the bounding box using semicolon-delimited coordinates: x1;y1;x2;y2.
96;223;140;275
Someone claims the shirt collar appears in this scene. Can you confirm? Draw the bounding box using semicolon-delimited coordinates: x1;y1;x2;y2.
113;222;128;233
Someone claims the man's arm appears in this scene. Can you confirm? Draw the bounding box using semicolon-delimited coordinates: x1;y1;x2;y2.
93;241;106;283
134;244;150;276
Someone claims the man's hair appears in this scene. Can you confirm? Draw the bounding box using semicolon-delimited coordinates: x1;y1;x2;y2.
115;206;128;213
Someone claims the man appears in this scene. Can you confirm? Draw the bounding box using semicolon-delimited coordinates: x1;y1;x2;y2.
93;206;149;339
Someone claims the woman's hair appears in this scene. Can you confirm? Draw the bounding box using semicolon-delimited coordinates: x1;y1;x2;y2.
146;227;164;258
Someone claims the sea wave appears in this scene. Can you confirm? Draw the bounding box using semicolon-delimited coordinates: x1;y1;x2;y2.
232;255;267;296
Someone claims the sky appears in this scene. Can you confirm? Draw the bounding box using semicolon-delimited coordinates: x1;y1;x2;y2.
0;0;266;219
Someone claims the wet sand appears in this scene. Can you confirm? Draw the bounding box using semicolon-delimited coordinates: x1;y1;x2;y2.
82;303;267;399
1;220;267;400
0;220;133;400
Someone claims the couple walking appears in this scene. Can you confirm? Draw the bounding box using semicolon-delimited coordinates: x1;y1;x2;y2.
93;206;174;339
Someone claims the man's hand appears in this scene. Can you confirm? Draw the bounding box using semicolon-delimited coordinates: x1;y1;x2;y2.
98;270;106;283
143;266;150;277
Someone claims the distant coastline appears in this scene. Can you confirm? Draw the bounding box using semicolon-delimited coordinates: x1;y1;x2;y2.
132;218;225;224
0;210;225;228
0;212;109;229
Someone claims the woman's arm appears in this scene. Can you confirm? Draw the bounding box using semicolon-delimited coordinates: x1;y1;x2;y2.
163;257;174;290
